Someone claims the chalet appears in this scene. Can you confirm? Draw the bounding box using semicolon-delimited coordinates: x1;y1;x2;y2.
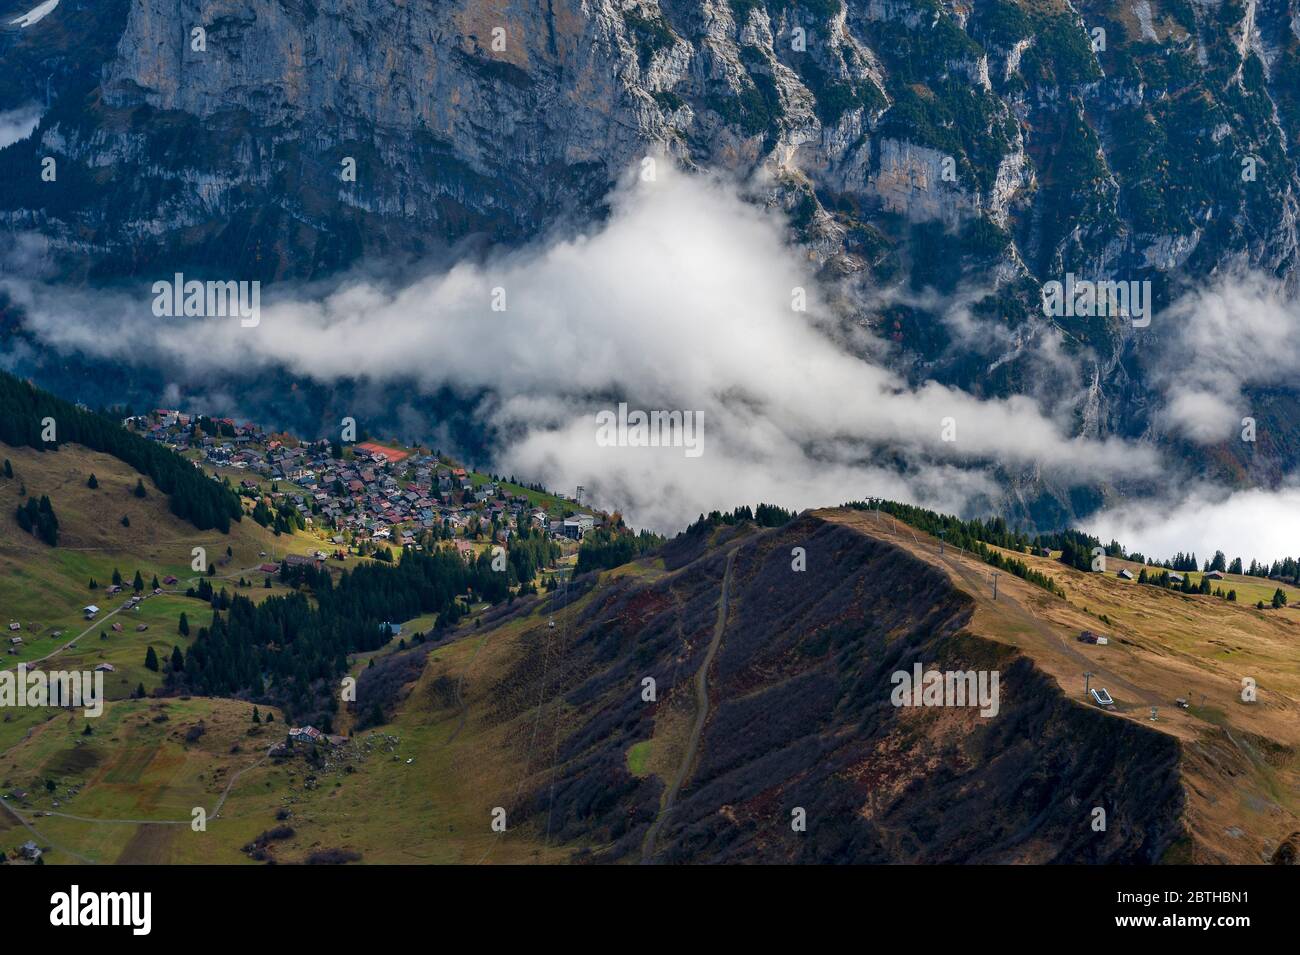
83;605;100;619
288;726;322;745
94;663;116;672
111;623;123;632
1117;569;1134;580
7;622;18;631
1205;570;1225;580
19;841;42;861
258;562;279;574
163;575;178;585
1168;573;1185;584
9;636;22;646
560;514;595;539
453;540;476;562
283;554;322;571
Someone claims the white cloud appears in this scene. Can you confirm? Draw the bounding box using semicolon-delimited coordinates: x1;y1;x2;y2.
5;164;1166;530
0;104;42;151
1155;272;1300;443
8;0;59;29
1085;486;1300;566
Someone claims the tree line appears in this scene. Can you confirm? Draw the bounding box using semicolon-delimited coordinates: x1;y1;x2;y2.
0;370;242;532
170;545;531;723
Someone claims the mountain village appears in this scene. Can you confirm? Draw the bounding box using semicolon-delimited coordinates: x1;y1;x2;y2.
125;409;603;556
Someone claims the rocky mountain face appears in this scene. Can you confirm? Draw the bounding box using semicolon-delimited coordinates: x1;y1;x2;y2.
4;0;1300;513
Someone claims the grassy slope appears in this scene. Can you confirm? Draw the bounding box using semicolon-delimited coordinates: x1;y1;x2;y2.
0;441;319;672
0;441;338;863
820;508;1300;863
0;439;592;864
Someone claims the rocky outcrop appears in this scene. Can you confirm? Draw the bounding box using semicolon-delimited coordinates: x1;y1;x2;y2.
6;0;1300;496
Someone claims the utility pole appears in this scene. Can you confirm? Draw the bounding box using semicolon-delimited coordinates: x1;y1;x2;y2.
938;530;946;555
575;485;584;506
990;571;1001;601
1084;671;1094;700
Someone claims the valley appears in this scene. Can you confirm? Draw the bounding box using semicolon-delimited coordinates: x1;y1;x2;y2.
5;431;1296;864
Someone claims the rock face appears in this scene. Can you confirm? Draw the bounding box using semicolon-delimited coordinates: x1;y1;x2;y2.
5;0;1300;502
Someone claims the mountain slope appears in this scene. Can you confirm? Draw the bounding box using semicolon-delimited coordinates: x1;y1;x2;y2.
6;0;1300;492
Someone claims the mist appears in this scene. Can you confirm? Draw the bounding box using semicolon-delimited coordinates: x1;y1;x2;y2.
0;162;1208;532
1085;486;1300;568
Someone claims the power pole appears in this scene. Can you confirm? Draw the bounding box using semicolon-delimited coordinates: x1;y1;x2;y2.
1084;671;1094;700
990;571;1001;600
575;485;584;507
938;530;946;555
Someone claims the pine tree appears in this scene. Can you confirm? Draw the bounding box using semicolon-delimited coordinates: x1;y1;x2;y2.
87;473;98;489
252;707;261;724
133;478;147;498
1273;588;1288;609
1;459;11;478
178;612;190;636
144;646;159;671
133;570;144;593
171;646;184;671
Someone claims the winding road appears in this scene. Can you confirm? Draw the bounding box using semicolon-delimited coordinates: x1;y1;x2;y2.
641;549;734;864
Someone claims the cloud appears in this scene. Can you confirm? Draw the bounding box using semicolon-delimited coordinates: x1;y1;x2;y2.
0;104;42;151
1154;272;1300;443
1084;486;1300;566
4;164;1166;530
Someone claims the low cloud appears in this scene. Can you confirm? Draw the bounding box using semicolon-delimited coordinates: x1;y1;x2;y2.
1155;272;1300;443
6;164;1166;530
0;104;42;150
1085;486;1300;567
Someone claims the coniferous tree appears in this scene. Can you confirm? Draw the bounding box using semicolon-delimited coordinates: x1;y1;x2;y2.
144;646;159;671
87;473;98;489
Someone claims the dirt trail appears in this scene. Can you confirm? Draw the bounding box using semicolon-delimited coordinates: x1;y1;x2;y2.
641;549;735;864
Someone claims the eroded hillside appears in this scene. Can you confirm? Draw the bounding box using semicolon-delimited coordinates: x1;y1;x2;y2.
384;512;1204;863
